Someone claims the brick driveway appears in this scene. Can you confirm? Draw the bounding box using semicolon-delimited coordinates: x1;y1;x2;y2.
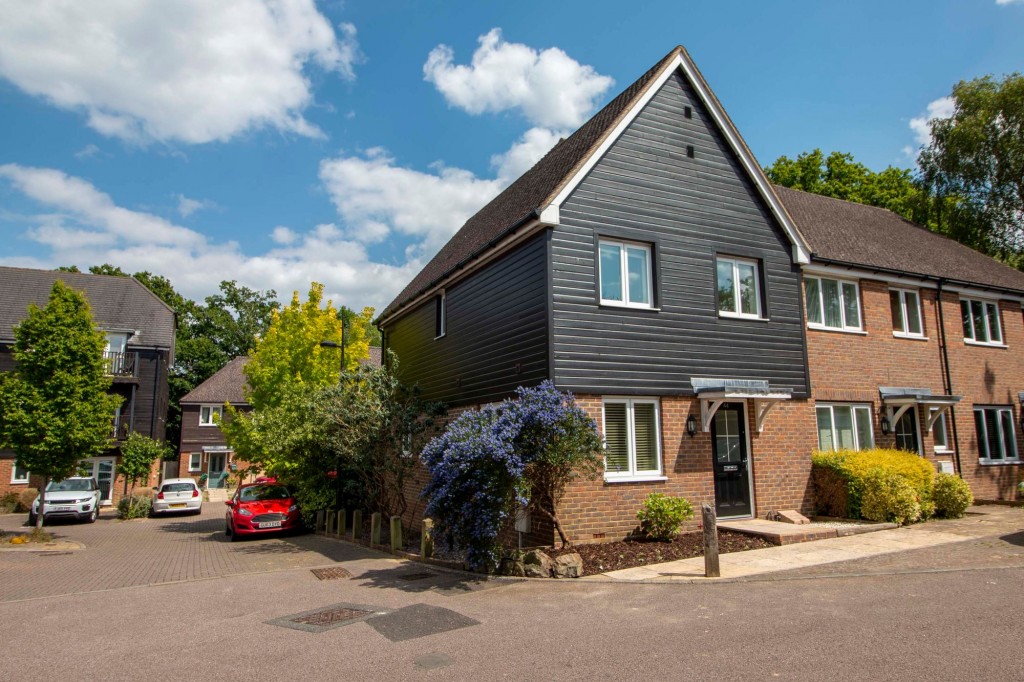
0;505;382;602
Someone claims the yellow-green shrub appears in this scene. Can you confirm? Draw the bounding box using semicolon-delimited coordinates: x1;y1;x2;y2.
812;449;934;519
860;470;921;525
933;473;973;518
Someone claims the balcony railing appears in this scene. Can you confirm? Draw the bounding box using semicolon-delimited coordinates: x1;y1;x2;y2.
111;418;131;441
103;351;138;378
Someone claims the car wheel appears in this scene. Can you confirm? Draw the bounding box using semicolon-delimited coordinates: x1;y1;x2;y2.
87;506;98;523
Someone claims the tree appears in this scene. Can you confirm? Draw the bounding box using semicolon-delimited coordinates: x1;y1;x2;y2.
340;305;382;347
919;74;1024;262
0;281;122;528
117;433;171;516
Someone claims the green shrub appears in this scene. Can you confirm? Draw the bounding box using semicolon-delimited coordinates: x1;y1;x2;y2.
17;488;38;513
636;493;694;541
933;473;973;518
812;449;934;518
117;495;152;519
860;469;921;525
0;492;19;514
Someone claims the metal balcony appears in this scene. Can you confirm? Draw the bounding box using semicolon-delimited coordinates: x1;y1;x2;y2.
111;419;132;441
103;351;138;378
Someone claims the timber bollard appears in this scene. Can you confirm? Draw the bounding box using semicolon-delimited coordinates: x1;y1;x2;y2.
370;512;382;546
336;509;347;537
390;516;403;551
316;510;325;533
351;510;362;540
702;503;720;578
421;518;434;559
326;511;335;537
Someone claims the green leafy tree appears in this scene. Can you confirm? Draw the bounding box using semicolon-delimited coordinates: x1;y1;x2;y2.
117;433;171;516
919;74;1024;263
0;281;122;528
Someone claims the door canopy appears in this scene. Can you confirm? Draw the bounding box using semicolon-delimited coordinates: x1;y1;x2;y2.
692;378;792;433
879;387;962;433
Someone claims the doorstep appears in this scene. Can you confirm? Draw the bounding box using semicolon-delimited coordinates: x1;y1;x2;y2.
717;518;897;545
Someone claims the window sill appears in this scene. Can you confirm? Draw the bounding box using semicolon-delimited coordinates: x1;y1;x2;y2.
978;459;1021;466
807;324;867;335
934;448;954;455
720;313;769;322
893;332;929;341
964;340;1008;349
10;481;28;485
599;302;660;312
604;475;667;484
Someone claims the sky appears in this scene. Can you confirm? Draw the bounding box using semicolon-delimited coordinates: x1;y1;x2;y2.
1;0;1022;314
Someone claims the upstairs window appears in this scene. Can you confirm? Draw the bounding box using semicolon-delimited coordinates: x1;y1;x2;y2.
961;298;1002;345
890;289;924;337
199;405;222;426
599;239;653;308
975;406;1018;462
435;291;446;338
603;398;662;480
716;256;762;318
805;276;861;331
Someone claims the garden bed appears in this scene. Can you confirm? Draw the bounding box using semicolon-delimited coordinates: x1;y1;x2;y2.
546;530;774;576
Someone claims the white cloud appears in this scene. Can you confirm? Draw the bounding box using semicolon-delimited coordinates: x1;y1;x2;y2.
491;127;564;182
175;194;216;218
74;144;101;160
996;0;1023;5
0;166;414;312
0;0;361;144
909;96;955;147
424;28;613;129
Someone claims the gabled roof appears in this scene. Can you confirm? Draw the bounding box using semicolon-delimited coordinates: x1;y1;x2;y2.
379;46;809;322
0;266;176;348
181;356;249;405
774;185;1024;294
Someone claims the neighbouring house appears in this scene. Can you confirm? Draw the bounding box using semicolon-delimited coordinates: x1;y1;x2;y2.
377;46;1024;545
178;347;383;487
0;267;176;505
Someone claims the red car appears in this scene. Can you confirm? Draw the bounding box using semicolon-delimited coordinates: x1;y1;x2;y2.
224;482;302;541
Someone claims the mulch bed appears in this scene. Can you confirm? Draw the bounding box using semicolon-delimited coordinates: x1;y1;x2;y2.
547;530;774;576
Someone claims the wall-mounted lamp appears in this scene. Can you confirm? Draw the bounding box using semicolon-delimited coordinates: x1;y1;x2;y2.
880;413;891;436
686;414;698;437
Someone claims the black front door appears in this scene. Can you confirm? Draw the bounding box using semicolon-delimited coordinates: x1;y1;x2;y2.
894;408;921;454
712;403;752;517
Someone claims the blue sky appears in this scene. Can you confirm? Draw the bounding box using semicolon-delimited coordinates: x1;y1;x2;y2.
1;0;1022;312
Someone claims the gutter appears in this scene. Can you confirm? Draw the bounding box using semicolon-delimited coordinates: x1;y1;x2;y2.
936;278;964;477
813;256;1024;299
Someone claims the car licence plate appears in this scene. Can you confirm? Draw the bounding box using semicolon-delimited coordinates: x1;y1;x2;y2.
258;521;282;529
53;506;74;511
169;503;186;508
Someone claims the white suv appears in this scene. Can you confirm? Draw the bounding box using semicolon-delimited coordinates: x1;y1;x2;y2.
29;477;102;525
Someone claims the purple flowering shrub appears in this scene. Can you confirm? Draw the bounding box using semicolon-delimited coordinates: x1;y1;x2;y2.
421;381;603;570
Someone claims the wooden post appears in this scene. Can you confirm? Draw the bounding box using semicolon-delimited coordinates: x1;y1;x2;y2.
370;512;382;546
702;503;720;578
390;515;403;551
420;518;434;558
351;510;362;540
326;511;335;537
316;510;324;533
336;509;347;537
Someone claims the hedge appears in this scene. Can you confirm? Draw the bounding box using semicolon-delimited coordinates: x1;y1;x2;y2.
812;448;936;521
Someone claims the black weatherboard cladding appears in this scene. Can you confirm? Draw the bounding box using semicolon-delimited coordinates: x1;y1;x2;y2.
551;70;809;397
385;233;549;405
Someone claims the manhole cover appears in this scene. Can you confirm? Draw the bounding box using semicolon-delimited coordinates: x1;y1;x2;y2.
397;572;437;582
311;567;352;580
291;606;371;626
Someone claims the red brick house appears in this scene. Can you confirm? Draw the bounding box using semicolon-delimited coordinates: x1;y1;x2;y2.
0;267;175;505
378;46;1024;544
178;356;251;487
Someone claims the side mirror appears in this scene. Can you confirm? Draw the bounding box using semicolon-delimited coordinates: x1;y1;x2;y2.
224;500;232;506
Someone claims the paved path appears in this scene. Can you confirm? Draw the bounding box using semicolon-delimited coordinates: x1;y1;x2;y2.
598;505;1024;582
0;506;384;602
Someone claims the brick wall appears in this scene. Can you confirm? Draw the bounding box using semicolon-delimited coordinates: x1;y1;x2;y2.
0;455;160;507
807;278;1024;501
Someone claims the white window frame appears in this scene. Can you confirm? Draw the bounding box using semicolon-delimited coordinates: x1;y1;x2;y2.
961;297;1004;347
890;288;925;339
930;408;952;453
188;453;202;473
199;405;223;427
435;291;446;339
598;239;654;309
815;403;874;451
974;406;1019;463
602;397;664;482
11;461;29;484
717;256;763;319
805;276;863;333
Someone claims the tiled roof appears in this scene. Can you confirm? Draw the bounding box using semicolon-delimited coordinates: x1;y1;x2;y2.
361;346;382;368
180;356;249;405
774;185;1024;293
379;47;684;320
0;266;176;348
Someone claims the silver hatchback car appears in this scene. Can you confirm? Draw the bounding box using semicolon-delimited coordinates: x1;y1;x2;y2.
151;478;203;515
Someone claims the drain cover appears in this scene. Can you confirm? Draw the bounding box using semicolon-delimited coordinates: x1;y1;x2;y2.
397;571;437;582
311;567;352;580
291;606;370;626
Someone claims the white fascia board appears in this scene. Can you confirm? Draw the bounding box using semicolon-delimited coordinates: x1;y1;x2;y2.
541;52;811;265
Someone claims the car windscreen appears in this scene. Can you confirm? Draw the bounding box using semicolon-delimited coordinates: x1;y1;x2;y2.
47;479;93;492
161;483;196;493
239;485;290;502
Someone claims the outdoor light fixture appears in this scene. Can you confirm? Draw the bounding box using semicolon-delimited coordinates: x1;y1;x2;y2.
686;414;698;437
880;413;891;435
